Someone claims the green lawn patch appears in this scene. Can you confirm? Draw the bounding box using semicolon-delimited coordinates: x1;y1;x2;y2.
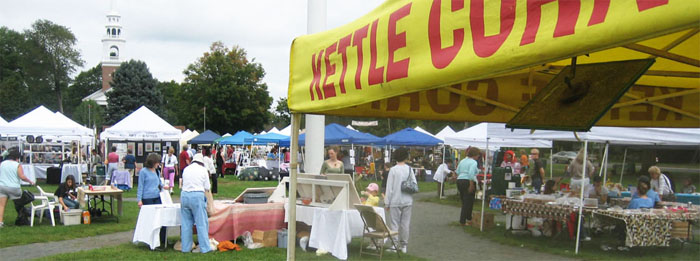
35;238;425;261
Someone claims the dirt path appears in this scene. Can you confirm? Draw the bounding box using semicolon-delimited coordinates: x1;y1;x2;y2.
407;190;578;261
0;230;135;261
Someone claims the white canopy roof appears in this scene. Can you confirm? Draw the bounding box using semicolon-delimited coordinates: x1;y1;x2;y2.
179;129;199;149
435;126;456;141
101;106;181;141
0;115;7;125
346;125;355;130
414;126;440;140
489;125;700;146
280;125;292;136
268;127;283;135
222;133;232;137
445;123;552;150
0;106;93;140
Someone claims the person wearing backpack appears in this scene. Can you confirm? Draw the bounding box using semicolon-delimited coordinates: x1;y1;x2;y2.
384;148;415;254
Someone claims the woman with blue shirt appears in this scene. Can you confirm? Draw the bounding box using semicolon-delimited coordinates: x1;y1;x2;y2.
456;147;481;226
137;153;169;250
628;181;654;209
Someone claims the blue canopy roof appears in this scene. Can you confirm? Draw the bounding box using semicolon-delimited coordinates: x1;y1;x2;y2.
382;128;443;146
280;123;383;146
244;132;289;144
188;130;221;144
218;131;253;145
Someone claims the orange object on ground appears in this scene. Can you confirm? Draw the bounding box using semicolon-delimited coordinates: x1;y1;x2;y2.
82;211;91;224
218;241;241;252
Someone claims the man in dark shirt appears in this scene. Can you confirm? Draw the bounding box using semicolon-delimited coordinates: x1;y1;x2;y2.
122;149;136;187
528;149;545;194
179;145;191;188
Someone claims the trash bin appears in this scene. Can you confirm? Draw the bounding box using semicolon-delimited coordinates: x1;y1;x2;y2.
278;229;288;248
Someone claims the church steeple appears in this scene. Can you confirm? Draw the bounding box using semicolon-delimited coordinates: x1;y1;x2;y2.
101;1;125;91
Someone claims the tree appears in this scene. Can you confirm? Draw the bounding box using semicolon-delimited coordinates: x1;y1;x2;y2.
65;64;102;118
270;97;290;128
158;80;184;125
106;60;162;124
24;20;84;113
73;100;104;129
0;27;32;119
180;42;272;133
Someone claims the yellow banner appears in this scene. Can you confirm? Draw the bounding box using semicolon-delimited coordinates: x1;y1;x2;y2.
288;0;700;126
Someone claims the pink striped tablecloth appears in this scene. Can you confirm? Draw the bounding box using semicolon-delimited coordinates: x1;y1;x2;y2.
208;201;286;242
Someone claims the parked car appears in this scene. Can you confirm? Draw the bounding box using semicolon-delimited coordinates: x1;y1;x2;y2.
552;151;577;164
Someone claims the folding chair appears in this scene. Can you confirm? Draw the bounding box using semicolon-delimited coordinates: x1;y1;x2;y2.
31;186;59;227
355;204;401;260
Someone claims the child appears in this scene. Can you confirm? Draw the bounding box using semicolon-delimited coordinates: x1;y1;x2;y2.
361;183;380;207
682;178;696;193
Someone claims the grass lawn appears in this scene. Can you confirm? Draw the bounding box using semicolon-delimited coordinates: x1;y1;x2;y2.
456;221;700;261
36;237;425;261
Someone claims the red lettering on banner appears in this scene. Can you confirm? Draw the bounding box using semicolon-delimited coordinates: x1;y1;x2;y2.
369;19;385;85
322;43;338;98
470;0;516;58
337;33;352;94
309;50;324;100
553;0;580;37
386;3;412;82
429;0;465;69
466;79;498;115
657;88;683;121
353;25;369;90
520;0;554;46
588;0;610;26
637;0;668;12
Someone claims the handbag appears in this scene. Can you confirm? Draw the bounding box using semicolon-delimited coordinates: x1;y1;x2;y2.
400;167;419;194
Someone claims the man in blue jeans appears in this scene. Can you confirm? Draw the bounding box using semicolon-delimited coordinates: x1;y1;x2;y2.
180;153;212;253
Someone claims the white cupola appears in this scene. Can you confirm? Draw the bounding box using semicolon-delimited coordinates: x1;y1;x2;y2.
101;3;125;67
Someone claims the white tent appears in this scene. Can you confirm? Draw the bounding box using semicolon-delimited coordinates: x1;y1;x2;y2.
180;129;199;149
435;126;456;141
493;126;700;146
414;126;440;140
445;123;552;150
0;115;7;125
280;125;292;136
101;106;181;141
222;133;232;137
0;106;93;139
345;125;355;130
268;127;283;135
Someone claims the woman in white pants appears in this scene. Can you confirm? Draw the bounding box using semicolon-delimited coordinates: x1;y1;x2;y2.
384;147;415;253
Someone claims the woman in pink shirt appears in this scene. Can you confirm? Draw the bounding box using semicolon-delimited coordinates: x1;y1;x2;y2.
106;146;119;184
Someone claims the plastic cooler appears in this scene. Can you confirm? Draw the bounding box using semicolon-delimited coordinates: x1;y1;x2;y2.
243;192;269;204
61;209;83;226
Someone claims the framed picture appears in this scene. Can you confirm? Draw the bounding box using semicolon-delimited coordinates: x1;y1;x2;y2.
137;143;143;156
127;142;135;154
154;143;161;153
145;143;153;152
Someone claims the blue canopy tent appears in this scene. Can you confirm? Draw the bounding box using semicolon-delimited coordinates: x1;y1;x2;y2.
218;131;253;145
188;130;221;144
244;132;289;145
279;123;383;146
382;128;443;146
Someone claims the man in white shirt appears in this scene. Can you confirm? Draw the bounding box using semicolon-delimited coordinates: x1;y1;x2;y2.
433;161;454;198
648;166;673;199
179;154;212;253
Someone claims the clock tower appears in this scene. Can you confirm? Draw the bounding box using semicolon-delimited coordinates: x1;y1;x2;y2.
101;5;125;91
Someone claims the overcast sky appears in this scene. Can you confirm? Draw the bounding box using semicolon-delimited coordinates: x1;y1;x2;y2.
0;0;384;101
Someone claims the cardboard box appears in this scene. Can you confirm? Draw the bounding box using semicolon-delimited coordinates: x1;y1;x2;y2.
253;230;278;247
671;221;690;239
472;211;495;229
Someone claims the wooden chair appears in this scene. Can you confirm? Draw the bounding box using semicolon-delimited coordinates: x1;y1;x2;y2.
355;204;401;260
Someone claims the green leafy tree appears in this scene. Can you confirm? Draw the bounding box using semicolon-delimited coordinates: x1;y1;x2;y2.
72;100;104;129
158;80;184;125
180;42;272;133
65;63;102;117
0;27;33;119
106;60;162;124
24;19;84;113
270;97;290;128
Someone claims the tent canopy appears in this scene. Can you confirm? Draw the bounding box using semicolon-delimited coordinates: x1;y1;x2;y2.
101;106;180;141
414;126;439;140
0;106;93;138
489;125;700;146
188;130;221;144
244;132;289;144
287;1;699;128
383;128;443;147
0;115;7;125
219;131;254;145
445;123;552;150
435;126;457;141
280;123;383;147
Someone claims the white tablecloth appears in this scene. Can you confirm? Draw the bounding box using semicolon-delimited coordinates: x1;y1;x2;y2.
31;164;53;179
20;165;36;185
61;164;87;184
285;204;385;260
133;204;181;250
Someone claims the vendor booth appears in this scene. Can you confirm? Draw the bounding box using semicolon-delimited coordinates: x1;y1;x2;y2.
188;130;221;145
285;0;699;258
100;106;181;181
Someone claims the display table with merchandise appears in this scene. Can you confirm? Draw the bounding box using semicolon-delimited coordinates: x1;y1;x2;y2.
593;208;700;247
208;200;286;242
78;186;124;219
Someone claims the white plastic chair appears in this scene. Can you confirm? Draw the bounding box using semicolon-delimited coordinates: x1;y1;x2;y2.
31;186;58;227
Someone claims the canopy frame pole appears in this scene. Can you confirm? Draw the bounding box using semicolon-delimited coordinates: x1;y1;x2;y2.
440;144;446;199
619;148;628;184
575;140;589;255
600;143;610;183
286;113;302;260
480;138;489;232
550;148;553;180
